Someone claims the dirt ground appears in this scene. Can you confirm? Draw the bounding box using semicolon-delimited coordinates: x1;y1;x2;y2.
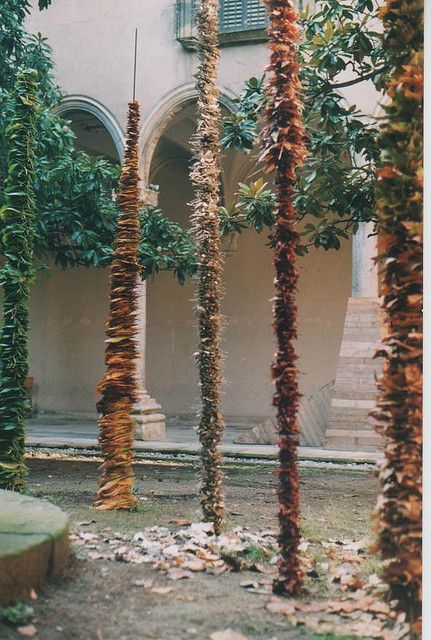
0;455;379;640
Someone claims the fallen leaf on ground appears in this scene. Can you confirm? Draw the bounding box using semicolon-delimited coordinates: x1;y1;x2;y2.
167;567;193;580
150;585;174;595
182;559;206;572
266;598;299;616
133;578;154;588
240;580;259;589
209;630;248;640
74;522;277;582
17;625;37;637
254;563;268;574
266;593;411;639
177;593;195;602
77;532;99;542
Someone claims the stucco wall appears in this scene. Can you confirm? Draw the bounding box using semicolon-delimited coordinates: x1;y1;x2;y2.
26;0;267;138
146;155;351;419
24;0;352;421
28;264;108;416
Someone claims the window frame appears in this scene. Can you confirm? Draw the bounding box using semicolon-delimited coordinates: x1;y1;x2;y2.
176;0;269;50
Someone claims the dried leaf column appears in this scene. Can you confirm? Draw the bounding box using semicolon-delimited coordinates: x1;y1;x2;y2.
260;0;307;595
94;101;141;510
190;0;225;534
0;68;38;492
372;0;423;626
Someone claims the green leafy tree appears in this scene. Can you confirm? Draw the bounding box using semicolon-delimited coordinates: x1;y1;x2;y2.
0;68;39;491
0;0;196;278
139;207;197;284
221;0;387;251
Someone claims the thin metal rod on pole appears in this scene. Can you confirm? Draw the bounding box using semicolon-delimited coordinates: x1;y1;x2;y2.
132;28;138;101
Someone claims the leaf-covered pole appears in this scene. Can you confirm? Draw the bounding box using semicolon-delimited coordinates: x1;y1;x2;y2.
94;101;141;510
372;0;423;627
190;0;225;534
260;0;307;595
0;68;38;492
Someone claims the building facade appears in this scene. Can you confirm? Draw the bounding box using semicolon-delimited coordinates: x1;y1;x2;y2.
26;0;381;450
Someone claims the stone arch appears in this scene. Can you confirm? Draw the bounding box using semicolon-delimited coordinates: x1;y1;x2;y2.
55;95;125;162
140;83;236;184
28;96;126;419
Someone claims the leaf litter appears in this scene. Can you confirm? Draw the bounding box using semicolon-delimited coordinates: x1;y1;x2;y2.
70;521;278;578
71;523;414;638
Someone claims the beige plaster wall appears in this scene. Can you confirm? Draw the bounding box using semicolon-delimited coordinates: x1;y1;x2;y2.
26;1;267;139
28;264;108;416
146;156;351;419
24;1;352;421
22;181;350;421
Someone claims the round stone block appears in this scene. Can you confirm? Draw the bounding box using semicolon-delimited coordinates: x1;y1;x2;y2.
0;489;69;604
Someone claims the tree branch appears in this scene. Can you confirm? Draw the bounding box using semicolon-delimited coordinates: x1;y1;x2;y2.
329;67;388;89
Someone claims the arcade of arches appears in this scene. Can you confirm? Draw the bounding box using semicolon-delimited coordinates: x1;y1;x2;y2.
24;98;352;446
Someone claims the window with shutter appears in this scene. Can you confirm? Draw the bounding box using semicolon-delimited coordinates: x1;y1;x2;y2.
220;0;267;33
176;0;271;50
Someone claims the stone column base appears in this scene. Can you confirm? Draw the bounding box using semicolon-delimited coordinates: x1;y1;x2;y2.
133;392;166;441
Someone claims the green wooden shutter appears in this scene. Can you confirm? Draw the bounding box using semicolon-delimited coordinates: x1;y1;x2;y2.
220;0;267;33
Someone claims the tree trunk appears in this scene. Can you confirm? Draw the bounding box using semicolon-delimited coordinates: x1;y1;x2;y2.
94;101;141;510
0;68;38;492
190;0;225;534
372;0;423;628
261;0;307;596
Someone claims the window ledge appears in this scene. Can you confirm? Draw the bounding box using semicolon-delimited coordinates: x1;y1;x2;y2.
178;27;267;51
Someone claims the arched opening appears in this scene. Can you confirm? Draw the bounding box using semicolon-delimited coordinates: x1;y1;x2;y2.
28;100;123;418
65;109;120;162
145;97;352;444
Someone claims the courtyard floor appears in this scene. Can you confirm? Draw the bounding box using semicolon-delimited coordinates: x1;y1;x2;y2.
26;416;381;464
0;455;382;640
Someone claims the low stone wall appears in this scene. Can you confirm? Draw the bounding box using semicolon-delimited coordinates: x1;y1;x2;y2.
0;490;69;604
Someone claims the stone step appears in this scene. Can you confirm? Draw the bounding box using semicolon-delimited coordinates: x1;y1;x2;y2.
332;388;377;400
340;342;380;358
329;415;375;425
331;398;375;409
327;419;376;430
325;428;383;451
337;357;382;366
325;296;382;451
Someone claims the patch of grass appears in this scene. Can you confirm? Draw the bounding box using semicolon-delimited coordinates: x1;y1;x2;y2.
362;551;382;577
33;493;62;506
240;620;279;636
242;542;270;563
0;603;33;626
309;635;358;640
301;499;373;543
299;467;373;479
221;542;271;570
301;518;324;543
135;503;154;514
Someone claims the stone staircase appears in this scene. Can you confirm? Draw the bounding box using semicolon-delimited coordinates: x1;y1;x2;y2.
324;297;384;451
